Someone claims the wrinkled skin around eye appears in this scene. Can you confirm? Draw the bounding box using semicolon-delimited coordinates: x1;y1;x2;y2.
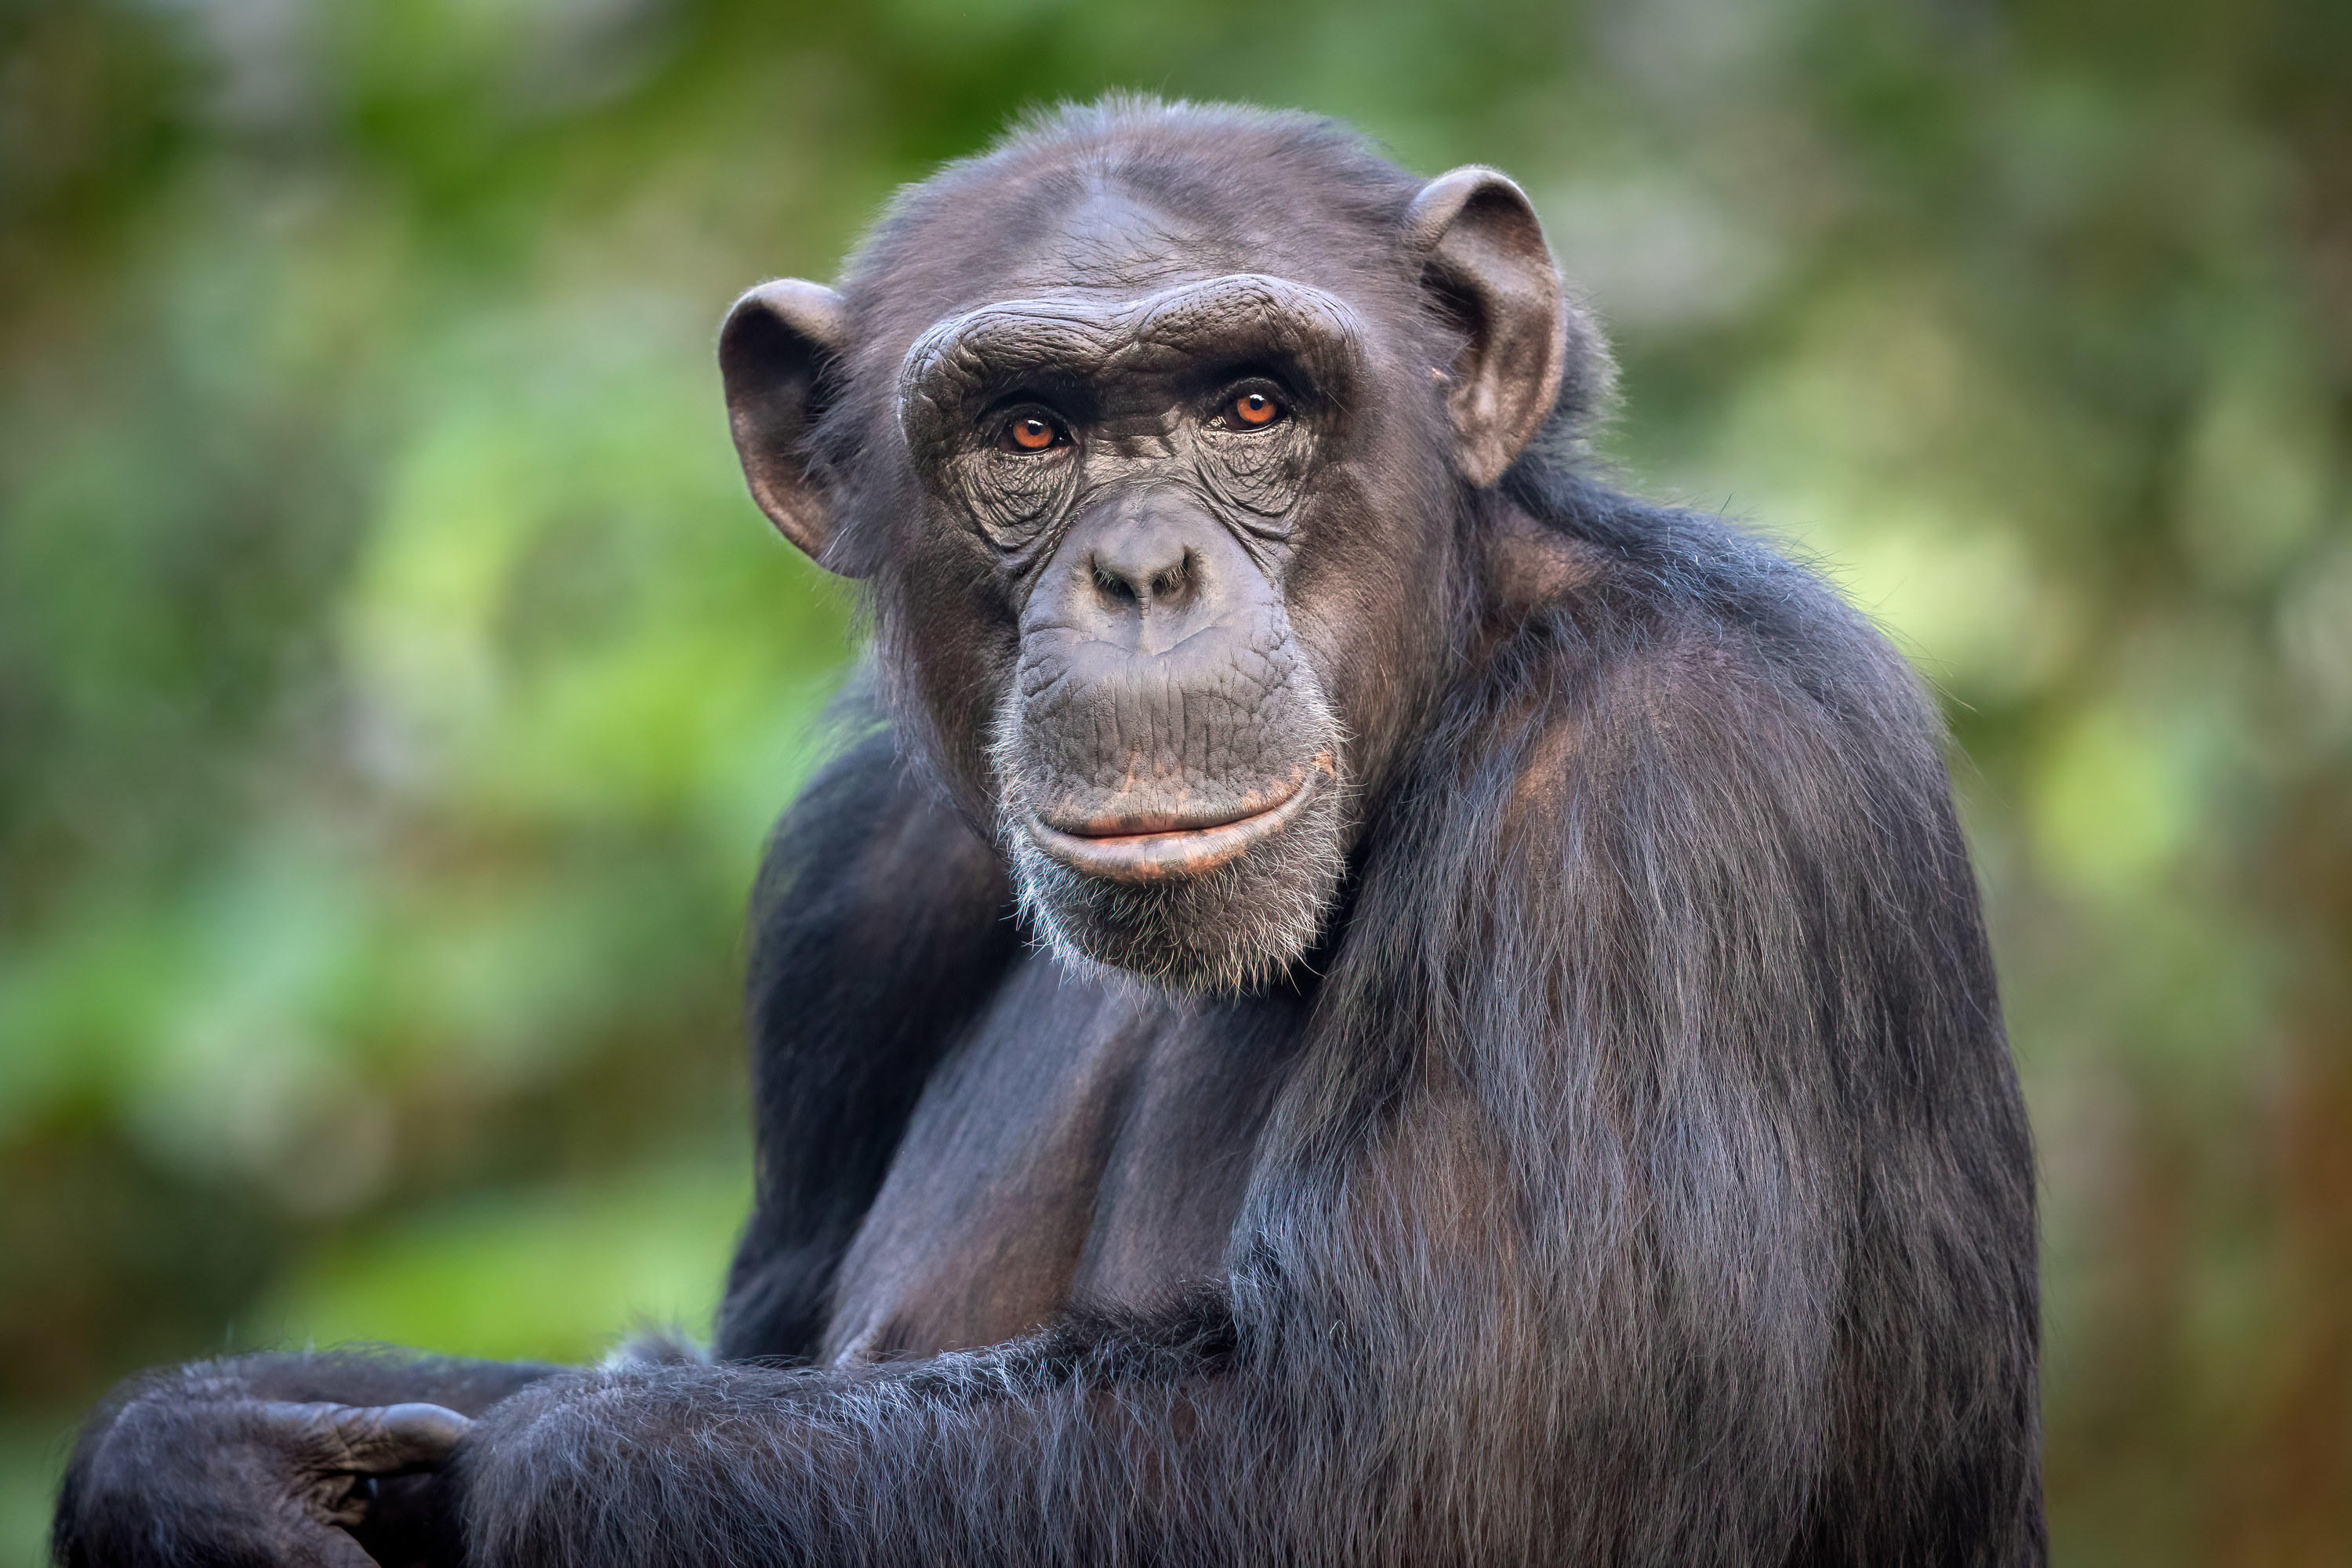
945;412;1310;554
894;275;1363;562
1195;416;1312;520
949;443;1081;550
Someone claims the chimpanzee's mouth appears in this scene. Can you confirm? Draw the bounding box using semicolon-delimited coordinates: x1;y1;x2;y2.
1023;759;1333;884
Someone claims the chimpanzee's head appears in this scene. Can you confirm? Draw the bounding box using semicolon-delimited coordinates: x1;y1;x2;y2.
720;100;1608;991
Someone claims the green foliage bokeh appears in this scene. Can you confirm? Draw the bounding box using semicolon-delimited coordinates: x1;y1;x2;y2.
2;1;2348;1561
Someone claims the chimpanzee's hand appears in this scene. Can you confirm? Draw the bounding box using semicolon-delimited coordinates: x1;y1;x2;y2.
55;1376;470;1568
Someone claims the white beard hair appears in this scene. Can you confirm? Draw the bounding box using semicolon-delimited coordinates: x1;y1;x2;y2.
989;681;1352;996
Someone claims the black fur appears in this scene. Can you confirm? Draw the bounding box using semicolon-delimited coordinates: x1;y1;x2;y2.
54;100;2041;1568
717;712;1023;1360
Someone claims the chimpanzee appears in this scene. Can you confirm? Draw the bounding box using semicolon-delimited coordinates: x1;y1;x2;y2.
53;99;2043;1567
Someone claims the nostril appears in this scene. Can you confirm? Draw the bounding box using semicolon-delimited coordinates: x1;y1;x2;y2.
1087;536;1196;614
1092;562;1142;606
1149;554;1190;603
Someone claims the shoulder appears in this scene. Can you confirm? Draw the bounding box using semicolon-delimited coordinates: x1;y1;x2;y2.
1470;485;1958;858
1493;480;1941;742
754;717;1007;938
747;706;1017;1060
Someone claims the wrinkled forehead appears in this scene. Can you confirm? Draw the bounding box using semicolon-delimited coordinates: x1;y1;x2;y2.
1000;187;1242;295
898;273;1365;411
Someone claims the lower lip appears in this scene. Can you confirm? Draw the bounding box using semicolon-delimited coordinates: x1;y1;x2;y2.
1023;764;1329;884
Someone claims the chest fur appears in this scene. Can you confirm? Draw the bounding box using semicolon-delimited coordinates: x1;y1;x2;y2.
820;957;1299;1363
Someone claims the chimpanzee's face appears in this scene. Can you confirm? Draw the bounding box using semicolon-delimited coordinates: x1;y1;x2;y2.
719;151;1573;991
892;267;1417;989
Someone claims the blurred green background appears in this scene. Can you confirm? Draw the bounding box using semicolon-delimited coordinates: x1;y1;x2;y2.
1;0;2347;1561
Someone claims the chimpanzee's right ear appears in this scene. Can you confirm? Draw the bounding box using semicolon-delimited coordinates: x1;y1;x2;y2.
720;279;852;570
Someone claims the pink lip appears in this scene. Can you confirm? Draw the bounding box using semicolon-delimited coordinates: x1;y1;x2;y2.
1023;762;1330;884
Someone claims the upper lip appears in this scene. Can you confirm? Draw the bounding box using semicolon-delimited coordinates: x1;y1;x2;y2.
1022;760;1330;884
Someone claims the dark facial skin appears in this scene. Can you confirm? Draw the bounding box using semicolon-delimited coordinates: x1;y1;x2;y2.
723;166;1569;990
901;274;1356;983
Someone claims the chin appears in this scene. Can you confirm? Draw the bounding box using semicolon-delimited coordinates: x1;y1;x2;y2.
1002;775;1351;995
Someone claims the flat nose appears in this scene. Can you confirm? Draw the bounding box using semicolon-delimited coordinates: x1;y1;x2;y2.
1089;519;1196;616
1033;488;1270;658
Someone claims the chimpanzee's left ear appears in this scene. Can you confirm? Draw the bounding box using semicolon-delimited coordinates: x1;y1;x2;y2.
1403;168;1610;487
720;278;856;572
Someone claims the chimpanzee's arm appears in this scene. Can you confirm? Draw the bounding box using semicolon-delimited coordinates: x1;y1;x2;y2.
452;1294;1267;1566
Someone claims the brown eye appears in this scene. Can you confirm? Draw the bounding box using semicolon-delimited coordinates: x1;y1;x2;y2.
1003;414;1062;452
1229;390;1283;427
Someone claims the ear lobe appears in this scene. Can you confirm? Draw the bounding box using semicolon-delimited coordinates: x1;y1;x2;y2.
1403;167;1601;488
720;278;852;568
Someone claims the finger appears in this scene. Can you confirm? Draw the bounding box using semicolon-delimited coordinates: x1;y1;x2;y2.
294;1519;386;1568
265;1400;474;1475
325;1402;474;1473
